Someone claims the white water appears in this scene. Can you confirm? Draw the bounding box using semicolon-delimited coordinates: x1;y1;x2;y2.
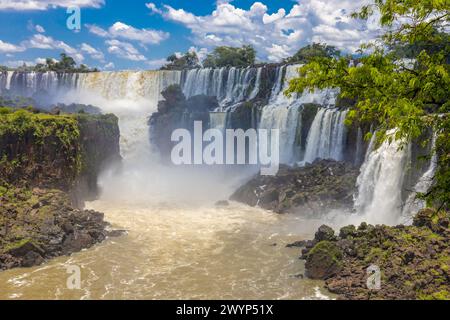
303;108;348;163
401;135;437;221
354;131;410;225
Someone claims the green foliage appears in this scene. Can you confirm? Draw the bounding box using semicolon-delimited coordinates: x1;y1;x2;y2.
286;0;450;209
161;51;200;70
203;45;256;68
285;43;341;64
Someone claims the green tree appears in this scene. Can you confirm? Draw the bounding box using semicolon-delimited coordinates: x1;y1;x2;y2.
203;45;256;68
161;51;200;70
286;43;341;64
286;0;450;209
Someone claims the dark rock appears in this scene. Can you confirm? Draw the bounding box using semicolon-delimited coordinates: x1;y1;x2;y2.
339;225;357;239
314;225;336;242
305;241;343;279
107;230;127;238
231;160;359;214
286;240;307;248
21;251;44;268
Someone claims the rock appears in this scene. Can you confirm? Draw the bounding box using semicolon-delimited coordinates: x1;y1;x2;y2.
314;225;336;242
339;225;357;239
21;251;44;268
305;241;343;279
7;240;45;258
301;209;450;300
230;160;359;214
286;240;307;248
107;230;127;238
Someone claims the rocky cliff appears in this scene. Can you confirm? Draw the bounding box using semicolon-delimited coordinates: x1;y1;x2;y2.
0;108;122;270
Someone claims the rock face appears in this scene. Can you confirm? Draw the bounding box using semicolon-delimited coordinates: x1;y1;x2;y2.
0;110;121;195
0;188;117;270
0;109;122;270
230;159;359;214
297;209;450;300
148;84;219;162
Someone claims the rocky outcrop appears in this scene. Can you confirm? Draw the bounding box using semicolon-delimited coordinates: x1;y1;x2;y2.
148;84;219;162
296;208;450;300
0;109;122;270
0;110;121;196
230;160;359;214
0;188;124;270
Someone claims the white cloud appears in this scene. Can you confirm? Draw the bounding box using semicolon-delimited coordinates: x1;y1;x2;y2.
150;0;379;62
87;21;169;46
103;62;115;69
24;34;84;62
106;39;146;61
0;39;25;53
80;43;104;61
145;2;161;15
263;8;285;24
1;57;47;67
35;24;45;33
145;58;167;69
0;0;104;11
188;46;208;61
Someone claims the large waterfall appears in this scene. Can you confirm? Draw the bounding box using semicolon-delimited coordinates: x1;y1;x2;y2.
303;108;348;163
182;67;262;108
354;131;411;225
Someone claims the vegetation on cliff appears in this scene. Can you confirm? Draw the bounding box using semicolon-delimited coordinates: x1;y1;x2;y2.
0;108;122;270
203;45;256;68
0;109;120;192
286;0;450;210
298;209;450;300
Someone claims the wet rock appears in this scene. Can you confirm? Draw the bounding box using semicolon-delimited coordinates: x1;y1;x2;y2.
230;160;359;214
298;210;450;300
305;241;343;279
314;225;336;242
107;230;127;238
286;240;307;248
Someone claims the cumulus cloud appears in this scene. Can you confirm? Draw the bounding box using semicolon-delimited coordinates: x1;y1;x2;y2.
35;24;45;33
103;62;115;69
0;0;104;11
145;58;167;69
24;34;84;62
106;39;146;61
87;21;169;46
1;57;47;67
149;0;378;62
0;39;25;53
80;43;104;62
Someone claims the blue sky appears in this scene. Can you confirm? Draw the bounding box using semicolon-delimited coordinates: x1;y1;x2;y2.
0;0;379;70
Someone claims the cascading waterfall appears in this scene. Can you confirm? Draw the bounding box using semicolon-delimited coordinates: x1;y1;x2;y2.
258;65;303;164
354;131;410;225
401;135;437;220
303;108;348;163
182;67;262;108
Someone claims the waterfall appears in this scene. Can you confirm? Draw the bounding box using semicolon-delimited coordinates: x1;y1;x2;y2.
182;67;262;107
354;130;410;225
303;108;348;163
258;65;303;164
401;135;437;220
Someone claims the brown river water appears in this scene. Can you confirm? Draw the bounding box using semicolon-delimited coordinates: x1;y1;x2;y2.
0;200;333;300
